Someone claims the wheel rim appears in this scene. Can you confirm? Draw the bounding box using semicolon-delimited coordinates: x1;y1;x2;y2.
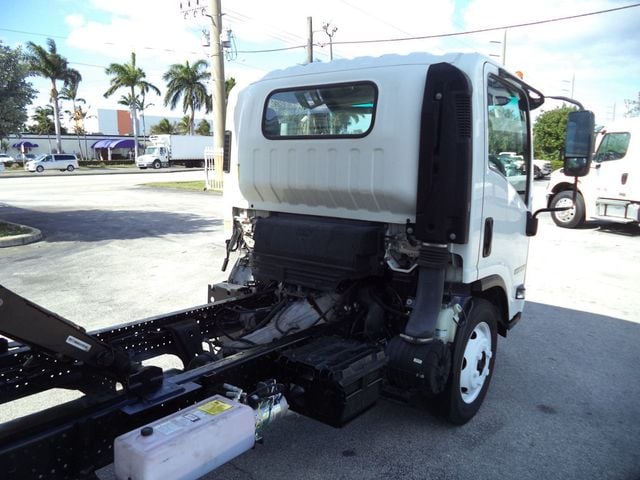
554;197;576;223
459;321;492;404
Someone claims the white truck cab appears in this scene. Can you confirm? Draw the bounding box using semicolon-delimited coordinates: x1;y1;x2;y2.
547;118;640;227
220;52;593;423
136;140;170;169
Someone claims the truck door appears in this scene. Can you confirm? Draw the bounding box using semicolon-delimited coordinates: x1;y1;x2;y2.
478;64;531;296
592;130;632;200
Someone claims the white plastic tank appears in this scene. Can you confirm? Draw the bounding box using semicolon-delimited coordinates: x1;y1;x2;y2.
114;395;255;480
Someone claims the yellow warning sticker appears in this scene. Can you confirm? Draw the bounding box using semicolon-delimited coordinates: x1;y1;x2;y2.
198;399;232;416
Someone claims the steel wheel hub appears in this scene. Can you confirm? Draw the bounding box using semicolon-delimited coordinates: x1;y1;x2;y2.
555;197;576;223
460;321;492;404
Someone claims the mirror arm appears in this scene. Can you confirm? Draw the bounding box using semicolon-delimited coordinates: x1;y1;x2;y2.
532;206;571;219
545;95;584;110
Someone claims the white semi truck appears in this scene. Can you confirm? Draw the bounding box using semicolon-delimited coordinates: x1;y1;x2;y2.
135;134;212;169
0;52;594;480
547;117;639;228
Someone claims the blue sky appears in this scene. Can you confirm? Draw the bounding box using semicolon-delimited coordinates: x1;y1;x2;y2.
1;0;639;131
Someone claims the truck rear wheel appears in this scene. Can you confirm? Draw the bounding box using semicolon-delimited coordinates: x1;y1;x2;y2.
550;190;585;228
437;298;497;425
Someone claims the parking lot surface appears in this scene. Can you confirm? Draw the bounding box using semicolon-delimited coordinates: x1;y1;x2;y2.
1;173;639;479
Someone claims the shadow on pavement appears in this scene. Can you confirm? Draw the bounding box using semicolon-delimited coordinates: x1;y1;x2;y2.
0;205;220;242
595;221;640;237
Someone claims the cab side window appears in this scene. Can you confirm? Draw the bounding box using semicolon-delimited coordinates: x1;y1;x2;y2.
594;132;630;162
487;76;530;200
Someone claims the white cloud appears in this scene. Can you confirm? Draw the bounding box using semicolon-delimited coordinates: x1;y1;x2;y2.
65;14;86;29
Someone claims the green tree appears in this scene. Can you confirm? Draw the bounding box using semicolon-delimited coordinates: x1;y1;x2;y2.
175;115;191;135
26;38;81;154
29;105;56;134
624;91;639;118
225;77;236;102
533;105;577;168
0;42;36;139
150;118;175;135
195;119;211;136
163;60;211;135
104;52;160;156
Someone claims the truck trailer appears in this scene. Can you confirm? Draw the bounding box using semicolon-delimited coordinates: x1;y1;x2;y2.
0;52;594;480
136;134;212;169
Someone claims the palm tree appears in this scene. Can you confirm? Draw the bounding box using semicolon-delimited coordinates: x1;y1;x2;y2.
26;38;81;154
150;118;175;135
195;119;211;136
30;105;55;151
175;115;191;135
60;77;86;158
104;52;160;157
163;60;211;135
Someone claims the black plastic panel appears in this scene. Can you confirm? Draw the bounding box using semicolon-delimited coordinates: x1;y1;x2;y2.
415;62;473;244
277;336;386;427
252;215;384;291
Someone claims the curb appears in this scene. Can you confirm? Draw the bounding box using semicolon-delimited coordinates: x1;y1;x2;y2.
0;167;204;179
0;221;43;248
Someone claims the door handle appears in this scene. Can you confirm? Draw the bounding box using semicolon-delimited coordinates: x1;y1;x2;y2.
621;173;628;185
483;217;493;258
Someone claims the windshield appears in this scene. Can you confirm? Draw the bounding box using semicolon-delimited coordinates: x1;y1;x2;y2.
144;147;159;155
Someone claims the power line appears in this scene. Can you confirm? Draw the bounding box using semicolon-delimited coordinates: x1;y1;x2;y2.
3;2;638;59
330;3;640;47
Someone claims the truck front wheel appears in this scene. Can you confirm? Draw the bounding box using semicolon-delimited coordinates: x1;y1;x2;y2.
550;190;585;228
153;160;161;170
437;298;497;425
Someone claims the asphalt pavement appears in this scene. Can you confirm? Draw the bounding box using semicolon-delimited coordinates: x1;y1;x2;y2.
1;174;639;480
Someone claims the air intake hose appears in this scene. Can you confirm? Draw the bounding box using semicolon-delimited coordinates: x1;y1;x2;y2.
402;244;449;341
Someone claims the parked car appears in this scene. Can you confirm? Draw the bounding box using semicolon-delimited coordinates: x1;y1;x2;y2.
0;153;15;165
26;154;79;173
533;159;551;179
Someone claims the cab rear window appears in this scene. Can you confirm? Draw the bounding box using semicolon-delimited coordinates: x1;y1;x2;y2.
263;82;377;139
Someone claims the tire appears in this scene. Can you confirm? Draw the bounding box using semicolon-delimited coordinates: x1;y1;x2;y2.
153;160;161;170
437;298;498;425
550;190;585;228
534;165;542;179
66;165;75;172
36;165;44;173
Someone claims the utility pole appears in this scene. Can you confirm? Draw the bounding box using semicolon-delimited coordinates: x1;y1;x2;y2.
307;17;314;64
489;28;507;66
502;29;507;66
180;0;226;189
322;22;338;61
210;0;226;186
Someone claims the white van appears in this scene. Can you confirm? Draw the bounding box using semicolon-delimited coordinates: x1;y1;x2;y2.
546;118;639;228
26;154;79;173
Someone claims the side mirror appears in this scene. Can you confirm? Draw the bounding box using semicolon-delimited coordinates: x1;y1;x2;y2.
563;110;594;177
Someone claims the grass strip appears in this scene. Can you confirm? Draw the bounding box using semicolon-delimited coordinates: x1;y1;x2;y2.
0;221;31;238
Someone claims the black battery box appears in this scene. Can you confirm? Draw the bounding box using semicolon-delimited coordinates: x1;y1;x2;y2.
277;336;386;427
